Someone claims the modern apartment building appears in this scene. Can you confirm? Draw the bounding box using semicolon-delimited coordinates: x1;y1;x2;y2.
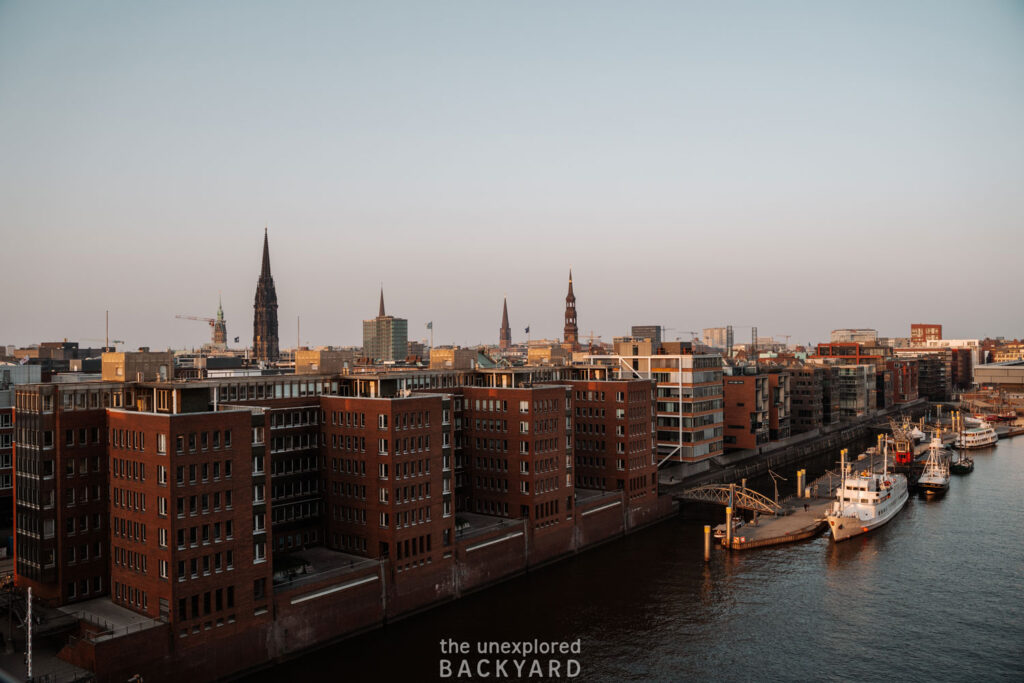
702;327;729;350
362;289;409;362
829;329;878;344
766;369;791;441
588;341;724;464
13;381;122;605
2;364;42;522
790;365;837;434
834;364;876;418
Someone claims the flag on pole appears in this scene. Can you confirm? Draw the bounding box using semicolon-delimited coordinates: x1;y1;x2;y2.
426;321;433;330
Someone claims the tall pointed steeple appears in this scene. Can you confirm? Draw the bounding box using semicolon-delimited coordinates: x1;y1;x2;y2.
213;292;227;347
260;226;272;278
499;296;512;350
253;228;280;362
378;286;386;318
563;269;578;349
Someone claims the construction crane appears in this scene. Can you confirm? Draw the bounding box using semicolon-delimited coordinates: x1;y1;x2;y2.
81;338;124;347
80;310;124;348
176;307;228;348
660;327;699;342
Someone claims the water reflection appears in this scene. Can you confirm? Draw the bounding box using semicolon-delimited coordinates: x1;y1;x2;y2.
252;437;1024;683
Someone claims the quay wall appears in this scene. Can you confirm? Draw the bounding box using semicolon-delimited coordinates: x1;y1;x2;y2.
70;490;675;683
672;401;930;518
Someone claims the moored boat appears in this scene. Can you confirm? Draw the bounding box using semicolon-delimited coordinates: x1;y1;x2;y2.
826;447;909;542
918;437;950;496
713;516;744;539
954;412;998;450
950;450;974;474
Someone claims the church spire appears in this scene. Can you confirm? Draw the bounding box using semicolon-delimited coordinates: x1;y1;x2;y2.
378;286;386;317
499;296;512;350
260;226;272;279
563;269;578;349
253;228;280;362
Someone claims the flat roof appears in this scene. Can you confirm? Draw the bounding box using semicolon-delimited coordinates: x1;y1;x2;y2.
58;596;163;633
272;546;379;592
455;512;525;542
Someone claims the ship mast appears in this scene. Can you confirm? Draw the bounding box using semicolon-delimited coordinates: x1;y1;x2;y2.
840;448;847;511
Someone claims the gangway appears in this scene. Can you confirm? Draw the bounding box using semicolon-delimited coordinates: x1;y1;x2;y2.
674;483;783;515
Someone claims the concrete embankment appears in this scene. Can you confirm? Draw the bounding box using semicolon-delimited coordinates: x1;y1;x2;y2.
661;399;929;502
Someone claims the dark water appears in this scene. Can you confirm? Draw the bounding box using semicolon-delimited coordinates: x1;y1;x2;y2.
249;437;1024;682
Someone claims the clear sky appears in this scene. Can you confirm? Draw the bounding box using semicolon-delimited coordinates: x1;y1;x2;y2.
1;1;1022;351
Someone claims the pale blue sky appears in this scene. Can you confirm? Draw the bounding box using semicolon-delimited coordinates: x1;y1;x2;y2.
1;1;1022;350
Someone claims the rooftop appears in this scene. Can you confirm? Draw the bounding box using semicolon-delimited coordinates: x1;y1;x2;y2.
455;511;525;542
272;546;379;592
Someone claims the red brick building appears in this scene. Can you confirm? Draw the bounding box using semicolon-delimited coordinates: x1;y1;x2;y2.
911;323;942;345
320;393;451;570
106;391;272;641
14;382;120;605
461;385;571;531
11;368;675;682
722;372;769;451
571;378;656;502
892;358;920;404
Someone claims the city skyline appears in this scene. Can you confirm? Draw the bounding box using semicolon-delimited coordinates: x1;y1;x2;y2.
2;2;1022;348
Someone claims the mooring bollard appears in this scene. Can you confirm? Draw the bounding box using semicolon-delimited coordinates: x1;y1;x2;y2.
704;525;711;561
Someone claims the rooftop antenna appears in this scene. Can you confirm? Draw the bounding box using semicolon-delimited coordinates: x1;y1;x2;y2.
105;310;109;349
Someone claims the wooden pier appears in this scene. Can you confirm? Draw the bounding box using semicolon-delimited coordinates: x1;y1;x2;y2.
723;499;830;550
720;452;880;551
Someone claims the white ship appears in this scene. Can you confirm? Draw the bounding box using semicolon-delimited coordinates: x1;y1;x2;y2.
827;447;909;542
917;437;951;496
955;420;998;449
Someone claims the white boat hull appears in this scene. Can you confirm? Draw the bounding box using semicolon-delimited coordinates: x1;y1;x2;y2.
827;481;908;542
955;424;999;449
